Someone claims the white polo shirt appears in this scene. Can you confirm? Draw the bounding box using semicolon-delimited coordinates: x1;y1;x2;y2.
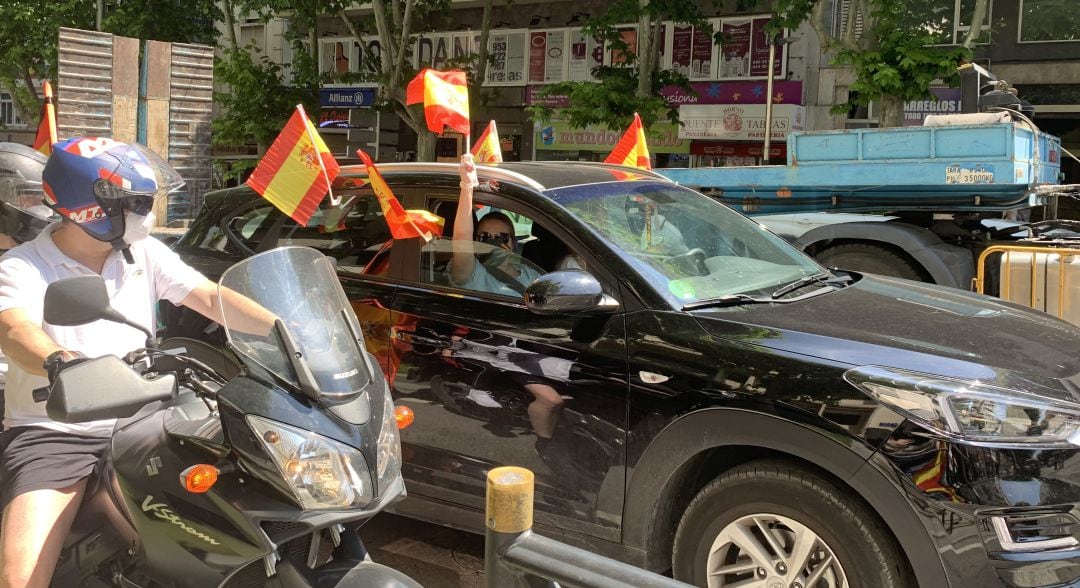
0;223;206;433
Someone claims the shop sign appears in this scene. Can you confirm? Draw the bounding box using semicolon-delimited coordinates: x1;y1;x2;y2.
690;141;785;158
529;30;568;83
487;30;528;86
567;28;604;81
536;121;690;154
660;80;803;105
319;86;377;108
902;88;962;126
678;104;805;141
524;86;570;108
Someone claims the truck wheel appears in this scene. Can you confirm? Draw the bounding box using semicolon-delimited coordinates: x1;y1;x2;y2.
672;461;912;588
815;244;923;281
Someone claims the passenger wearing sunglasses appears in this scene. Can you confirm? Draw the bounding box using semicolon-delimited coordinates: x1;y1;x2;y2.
449;154;542;296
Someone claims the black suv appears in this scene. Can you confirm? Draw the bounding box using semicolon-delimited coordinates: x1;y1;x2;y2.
169;162;1080;588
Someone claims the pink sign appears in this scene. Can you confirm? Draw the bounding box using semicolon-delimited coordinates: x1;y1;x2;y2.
750;17;782;77
660;81;803;105
671;25;693;77
720;20;752;78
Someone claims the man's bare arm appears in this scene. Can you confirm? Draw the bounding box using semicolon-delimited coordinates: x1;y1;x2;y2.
180;280;277;337
0;308;65;377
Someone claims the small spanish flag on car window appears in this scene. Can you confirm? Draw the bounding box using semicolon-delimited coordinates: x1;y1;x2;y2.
406;69;470;135
357;149;444;242
32;81;58;156
604;112;651;170
471;120;502;163
246;105;340;226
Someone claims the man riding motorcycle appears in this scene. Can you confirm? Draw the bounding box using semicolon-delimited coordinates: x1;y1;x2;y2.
0;138;274;588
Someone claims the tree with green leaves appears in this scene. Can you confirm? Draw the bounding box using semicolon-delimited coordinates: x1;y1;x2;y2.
786;0;989;127
530;0;719;130
0;1;95;124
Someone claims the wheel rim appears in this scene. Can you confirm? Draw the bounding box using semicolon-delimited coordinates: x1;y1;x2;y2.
706;513;848;588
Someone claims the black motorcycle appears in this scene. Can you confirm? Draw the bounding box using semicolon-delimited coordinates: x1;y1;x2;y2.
35;246;420;587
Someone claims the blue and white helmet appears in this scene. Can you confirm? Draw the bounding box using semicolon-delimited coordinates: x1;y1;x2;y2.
41;138;183;245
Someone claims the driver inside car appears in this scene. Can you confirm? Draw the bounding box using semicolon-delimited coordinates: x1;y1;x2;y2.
449;154;542;295
0;138;276;588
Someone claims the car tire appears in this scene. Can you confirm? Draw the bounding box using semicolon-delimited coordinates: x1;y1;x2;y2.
672;460;913;588
815;243;924;281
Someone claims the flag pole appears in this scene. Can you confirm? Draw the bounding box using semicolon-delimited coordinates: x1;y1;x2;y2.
297;104;338;205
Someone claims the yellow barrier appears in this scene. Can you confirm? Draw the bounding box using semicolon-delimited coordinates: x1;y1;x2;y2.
973;244;1080;321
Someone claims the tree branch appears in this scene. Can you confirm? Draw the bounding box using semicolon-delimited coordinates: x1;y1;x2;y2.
391;0;416;89
371;0;397;80
474;0;493;85
339;9;365;45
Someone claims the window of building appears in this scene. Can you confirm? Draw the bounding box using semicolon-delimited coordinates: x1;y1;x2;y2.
1020;0;1080;42
840;0;991;45
238;21;266;55
0;93;22;127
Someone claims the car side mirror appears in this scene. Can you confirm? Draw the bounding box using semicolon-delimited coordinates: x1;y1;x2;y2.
524;270;619;315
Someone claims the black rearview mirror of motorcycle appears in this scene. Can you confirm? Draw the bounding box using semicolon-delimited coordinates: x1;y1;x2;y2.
44;275;156;348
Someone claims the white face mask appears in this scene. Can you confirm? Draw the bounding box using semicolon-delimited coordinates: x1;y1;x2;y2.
123;211;155;244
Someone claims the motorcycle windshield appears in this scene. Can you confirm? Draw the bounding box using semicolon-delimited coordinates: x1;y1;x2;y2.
218;246;373;396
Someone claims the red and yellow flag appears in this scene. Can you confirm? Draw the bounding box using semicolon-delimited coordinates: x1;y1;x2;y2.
357;149;444;242
406;69;470;135
246;105;340;226
32;81;57;156
604;112;651;170
471;120;502;163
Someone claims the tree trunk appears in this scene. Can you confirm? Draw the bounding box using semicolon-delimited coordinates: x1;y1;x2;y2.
415;126;437;162
877;95;904;128
962;0;990;48
635;0;652;98
473;0;494;105
223;0;239;52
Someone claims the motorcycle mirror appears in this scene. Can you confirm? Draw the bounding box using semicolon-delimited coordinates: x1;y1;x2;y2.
44;275;116;326
44;275;156;346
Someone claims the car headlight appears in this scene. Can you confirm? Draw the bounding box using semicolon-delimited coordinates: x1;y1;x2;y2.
845;366;1080;447
375;389;403;493
247;415;373;509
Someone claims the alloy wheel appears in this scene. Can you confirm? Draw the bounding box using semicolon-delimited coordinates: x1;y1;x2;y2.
706;513;848;588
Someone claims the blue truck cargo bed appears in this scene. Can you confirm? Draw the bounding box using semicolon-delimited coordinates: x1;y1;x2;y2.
658;123;1064;215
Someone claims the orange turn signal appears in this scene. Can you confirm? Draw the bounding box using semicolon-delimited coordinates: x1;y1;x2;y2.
181;464;219;494
394;405;415;430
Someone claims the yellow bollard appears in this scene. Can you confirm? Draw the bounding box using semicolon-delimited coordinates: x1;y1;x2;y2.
486;466;534;533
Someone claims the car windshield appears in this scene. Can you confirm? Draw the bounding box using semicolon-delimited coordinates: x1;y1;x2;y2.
548;181;826;305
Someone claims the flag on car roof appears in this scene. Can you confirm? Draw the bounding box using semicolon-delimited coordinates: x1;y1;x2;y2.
357;149;444;242
32;81;57;156
471;120;502;163
246;105;340;226
604;112;651;170
406;69;470;135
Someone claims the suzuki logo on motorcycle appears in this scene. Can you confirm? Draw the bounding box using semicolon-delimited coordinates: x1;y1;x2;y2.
334;368;359;380
145;456;162;477
141;495;220;545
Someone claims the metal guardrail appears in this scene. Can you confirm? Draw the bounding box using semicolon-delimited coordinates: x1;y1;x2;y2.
973;244;1080;323
484;467;693;588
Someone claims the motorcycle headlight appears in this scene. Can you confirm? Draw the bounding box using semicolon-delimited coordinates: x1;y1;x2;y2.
247;415;374;509
375;389;403;493
845;366;1080;447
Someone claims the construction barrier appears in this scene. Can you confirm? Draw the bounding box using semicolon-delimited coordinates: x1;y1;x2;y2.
484;466;693;588
973;244;1080;325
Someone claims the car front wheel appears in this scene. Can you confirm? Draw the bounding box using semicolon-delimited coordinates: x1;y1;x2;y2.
673;460;913;588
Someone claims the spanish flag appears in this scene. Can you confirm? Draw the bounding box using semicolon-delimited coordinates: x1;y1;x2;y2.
246;105;340;226
357;149;444;242
406;69;470;135
604;112;651;170
471;120;502;163
32;81;57;156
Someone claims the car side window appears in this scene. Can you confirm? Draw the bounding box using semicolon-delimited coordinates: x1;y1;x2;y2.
414;195;580;299
219;191;393;275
